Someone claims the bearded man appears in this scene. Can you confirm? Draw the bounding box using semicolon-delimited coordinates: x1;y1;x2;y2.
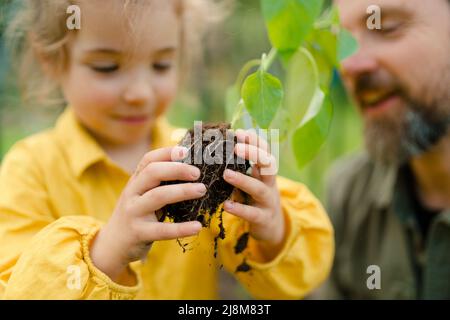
322;0;450;299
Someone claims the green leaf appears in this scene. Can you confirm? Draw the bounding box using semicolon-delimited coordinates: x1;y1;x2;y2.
338;28;358;62
261;0;324;53
305;29;337;90
314;4;340;30
292;90;333;168
241;70;284;129
307;28;338;67
284;48;318;126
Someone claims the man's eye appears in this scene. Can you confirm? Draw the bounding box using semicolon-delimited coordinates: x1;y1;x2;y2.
91;64;119;73
153;62;172;72
380;23;404;35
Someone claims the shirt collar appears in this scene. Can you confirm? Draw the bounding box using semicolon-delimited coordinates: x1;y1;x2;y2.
384;164;450;227
392;165;419;224
54;107;182;178
55;108;106;178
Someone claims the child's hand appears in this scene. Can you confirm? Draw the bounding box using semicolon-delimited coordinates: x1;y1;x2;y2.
90;146;205;285
223;129;286;259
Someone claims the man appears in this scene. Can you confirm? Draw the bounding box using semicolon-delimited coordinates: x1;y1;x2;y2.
322;0;450;299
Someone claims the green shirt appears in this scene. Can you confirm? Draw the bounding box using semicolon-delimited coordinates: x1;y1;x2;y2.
322;153;450;299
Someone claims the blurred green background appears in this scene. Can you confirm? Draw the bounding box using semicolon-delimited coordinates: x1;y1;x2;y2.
0;0;362;200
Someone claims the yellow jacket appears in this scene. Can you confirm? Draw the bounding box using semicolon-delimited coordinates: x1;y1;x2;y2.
0;108;333;299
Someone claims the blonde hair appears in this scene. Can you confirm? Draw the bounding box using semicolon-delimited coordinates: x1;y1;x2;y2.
5;0;231;107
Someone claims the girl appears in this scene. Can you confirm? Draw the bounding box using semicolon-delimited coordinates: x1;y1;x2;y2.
0;0;333;299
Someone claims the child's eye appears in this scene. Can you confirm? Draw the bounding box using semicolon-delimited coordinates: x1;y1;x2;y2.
153;62;172;73
91;64;119;73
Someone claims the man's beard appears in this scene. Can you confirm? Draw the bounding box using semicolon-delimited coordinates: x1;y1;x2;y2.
364;101;450;165
357;69;450;166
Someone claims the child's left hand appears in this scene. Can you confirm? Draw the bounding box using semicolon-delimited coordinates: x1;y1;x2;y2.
223;129;286;256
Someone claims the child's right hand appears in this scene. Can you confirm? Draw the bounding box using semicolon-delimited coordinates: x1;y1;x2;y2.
90;146;205;285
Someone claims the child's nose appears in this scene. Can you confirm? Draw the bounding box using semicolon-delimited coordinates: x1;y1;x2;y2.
123;71;155;106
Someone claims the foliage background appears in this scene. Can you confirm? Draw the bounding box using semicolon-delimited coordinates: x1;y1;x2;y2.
0;0;363;300
0;0;362;199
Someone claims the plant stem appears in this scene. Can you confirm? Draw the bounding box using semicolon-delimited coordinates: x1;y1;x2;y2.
230;100;244;129
314;20;331;30
230;59;261;129
261;47;278;72
235;59;261;89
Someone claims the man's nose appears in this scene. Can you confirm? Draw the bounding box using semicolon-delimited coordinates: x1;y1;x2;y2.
341;48;379;80
123;70;154;106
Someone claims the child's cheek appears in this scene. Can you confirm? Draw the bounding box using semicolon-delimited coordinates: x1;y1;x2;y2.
154;77;178;118
76;73;122;111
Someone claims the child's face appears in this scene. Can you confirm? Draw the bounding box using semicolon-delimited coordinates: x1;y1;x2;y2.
61;1;180;145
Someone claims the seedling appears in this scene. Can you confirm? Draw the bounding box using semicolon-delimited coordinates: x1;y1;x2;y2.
162;1;357;269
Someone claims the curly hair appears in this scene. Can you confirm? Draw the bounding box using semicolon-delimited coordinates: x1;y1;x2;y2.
5;0;231;106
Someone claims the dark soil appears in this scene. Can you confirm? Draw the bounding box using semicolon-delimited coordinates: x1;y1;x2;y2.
235;259;251;273
159;123;251;268
234;232;250;254
234;232;252;273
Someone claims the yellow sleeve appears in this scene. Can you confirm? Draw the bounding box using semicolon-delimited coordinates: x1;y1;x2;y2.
0;142;141;299
218;176;334;299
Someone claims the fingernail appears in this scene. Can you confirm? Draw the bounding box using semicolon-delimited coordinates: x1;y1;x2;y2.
261;155;271;166
191;221;202;232
225;200;234;209
180;147;189;157
224;169;236;179
195;183;207;194
191;167;200;179
235;144;247;158
172;147;188;161
235;130;247;143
